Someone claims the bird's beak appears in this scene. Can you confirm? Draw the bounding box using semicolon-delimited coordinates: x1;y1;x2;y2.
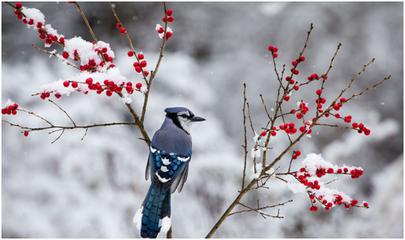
191;115;206;122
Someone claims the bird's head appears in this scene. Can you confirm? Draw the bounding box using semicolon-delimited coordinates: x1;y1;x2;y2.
164;107;205;133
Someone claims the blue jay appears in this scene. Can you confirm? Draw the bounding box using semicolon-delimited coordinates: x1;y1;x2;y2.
134;107;205;238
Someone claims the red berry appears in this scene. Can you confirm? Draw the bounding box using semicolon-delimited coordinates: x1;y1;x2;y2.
63;81;70;87
71;81;78;88
157;27;164;34
283;95;290;101
316;89;322;96
140;60;147;68
55;92;62;99
137;53;144;59
166;16;174;23
23;131;29;137
272;52;278;58
85;78;93;85
292;60;298;66
299;56;305;62
135;82;142;90
327;168;334;174
106;91;112;96
293;85;299;91
15;2;22;9
340;97;348;103
119;27;127;34
267;44;274;52
36;22;43;28
134;66;142;73
363;202;369;208
165;31;173;39
127;51;134;57
116;22;122;28
260;130;267;137
351;199;358;206
166;8;173;16
310;205;318;212
62;51;69;59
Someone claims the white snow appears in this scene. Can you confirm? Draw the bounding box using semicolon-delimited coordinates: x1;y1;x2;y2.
21;7;45;24
133;207;143;233
159;216;171;234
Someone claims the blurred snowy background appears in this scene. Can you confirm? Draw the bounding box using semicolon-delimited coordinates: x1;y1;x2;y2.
2;2;403;238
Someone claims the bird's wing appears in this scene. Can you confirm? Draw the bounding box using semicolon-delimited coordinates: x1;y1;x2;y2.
171;163;189;193
149;145;191;188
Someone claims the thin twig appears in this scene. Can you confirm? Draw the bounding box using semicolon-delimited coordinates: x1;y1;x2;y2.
48;99;77;127
72;2;98;42
17;108;52;126
140;2;169;123
32;44;79;70
241;83;248;190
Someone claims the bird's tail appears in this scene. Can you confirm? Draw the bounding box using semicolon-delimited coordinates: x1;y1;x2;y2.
134;184;171;238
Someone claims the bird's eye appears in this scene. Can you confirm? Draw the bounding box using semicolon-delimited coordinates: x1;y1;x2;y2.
179;114;188;118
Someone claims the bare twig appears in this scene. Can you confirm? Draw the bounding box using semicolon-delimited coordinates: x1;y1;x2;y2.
72;2;98;42
3;119;136;132
48;99;77;127
229;199;293;217
32;44;79;69
17;108;52;126
241;83;248;190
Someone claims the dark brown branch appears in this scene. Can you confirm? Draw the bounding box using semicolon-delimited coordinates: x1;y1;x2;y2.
140;2;169;123
72;2;98;42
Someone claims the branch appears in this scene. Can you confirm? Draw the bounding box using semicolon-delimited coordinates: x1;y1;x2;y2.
32;44;79;70
140;2;169;123
229;199;293;217
72;2;98;42
48;99;77;127
3;119;136;132
241;83;248;190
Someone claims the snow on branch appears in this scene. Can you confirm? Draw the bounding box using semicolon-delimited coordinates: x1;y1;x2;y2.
3;2;175;145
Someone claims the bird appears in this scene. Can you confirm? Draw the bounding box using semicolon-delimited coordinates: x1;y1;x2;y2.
133;107;205;238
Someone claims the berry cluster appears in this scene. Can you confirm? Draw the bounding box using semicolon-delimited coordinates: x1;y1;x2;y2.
1;103;19;115
293;163;367;211
128;51;149;77
14;3;63;48
115;22;127;35
14;3;116;73
267;44;279;58
156;8;174;40
292;150;301;160
58;78;144;99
